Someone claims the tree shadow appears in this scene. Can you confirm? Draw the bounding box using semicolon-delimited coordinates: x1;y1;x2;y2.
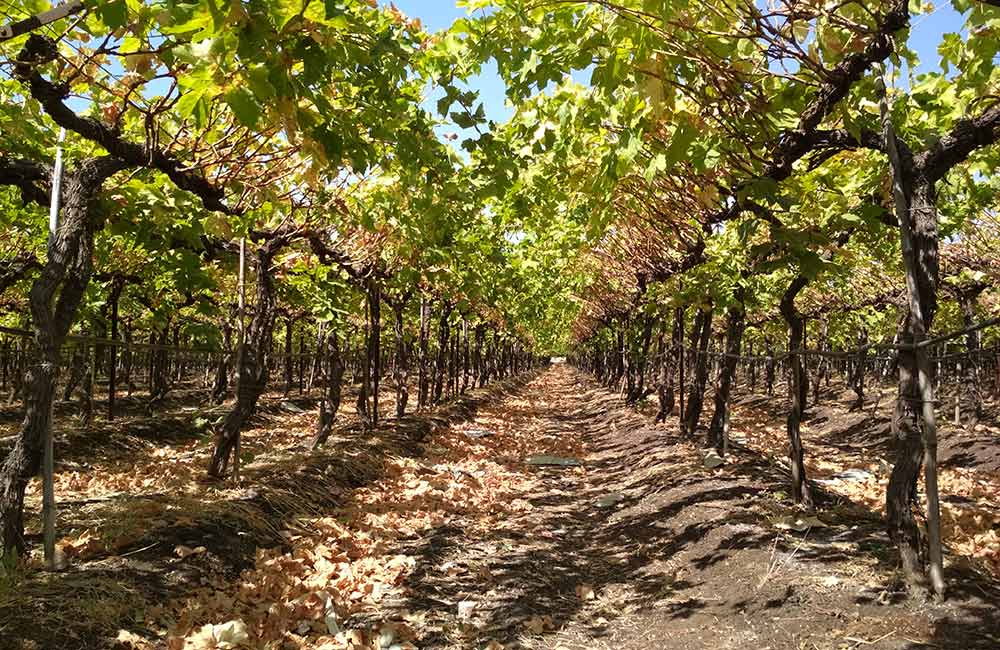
1;371;539;649
377;368;1000;648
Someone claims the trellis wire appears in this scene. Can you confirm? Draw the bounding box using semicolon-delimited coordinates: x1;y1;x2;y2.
667;315;1000;364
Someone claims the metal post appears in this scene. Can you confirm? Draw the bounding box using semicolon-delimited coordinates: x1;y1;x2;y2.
108;293;117;420
233;237;245;482
43;127;66;570
954;360;962;425
0;0;84;42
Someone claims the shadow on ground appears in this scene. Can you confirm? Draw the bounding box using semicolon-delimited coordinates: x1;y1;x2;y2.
381;367;1000;650
0;373;538;650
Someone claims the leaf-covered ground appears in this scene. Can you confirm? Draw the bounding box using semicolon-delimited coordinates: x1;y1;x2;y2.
2;365;999;650
727;382;1000;579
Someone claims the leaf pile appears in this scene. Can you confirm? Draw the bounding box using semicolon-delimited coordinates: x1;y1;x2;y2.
732;400;1000;577
151;377;584;648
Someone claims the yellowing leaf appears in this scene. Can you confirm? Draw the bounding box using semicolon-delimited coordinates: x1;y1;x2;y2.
174;545;207;559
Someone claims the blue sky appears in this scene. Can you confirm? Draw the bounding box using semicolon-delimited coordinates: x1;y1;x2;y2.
387;0;971;133
390;1;477;32
908;3;968;78
390;1;515;138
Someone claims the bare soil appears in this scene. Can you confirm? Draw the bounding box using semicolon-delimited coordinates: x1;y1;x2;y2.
380;366;999;650
1;366;997;650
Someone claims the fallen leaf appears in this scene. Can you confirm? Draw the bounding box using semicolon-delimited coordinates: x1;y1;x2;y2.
524;615;552;634
457;600;477;619
771;515;826;532
174;545;207;559
184;620;248;650
114;630;153;650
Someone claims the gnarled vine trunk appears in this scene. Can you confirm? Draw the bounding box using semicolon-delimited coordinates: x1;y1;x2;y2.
681;307;712;437
0;156;124;554
312;331;345;449
368;281;381;425
148;323;171;405
474;323;486;388
849;330;867;411
956;289;984;428
886;177;944;594
417;297;430;409
391;296;410;418
208;238;285;478
764;337;776;396
708;300;745;453
781;275;813;508
432;303;452;405
211;322;233;404
813;319;828;406
627;315;654;404
284;316;295;396
461;319;470;394
656;307;683;423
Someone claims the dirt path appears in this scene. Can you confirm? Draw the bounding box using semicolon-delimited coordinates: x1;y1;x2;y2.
388;364;999;650
4;365;998;650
